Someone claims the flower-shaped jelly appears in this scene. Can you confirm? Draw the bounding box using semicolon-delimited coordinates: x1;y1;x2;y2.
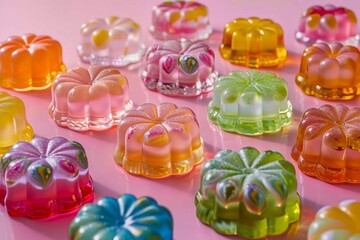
296;5;359;46
0;137;93;219
49;66;133;131
208;70;292;135
77;16;145;67
308;200;360;240
149;1;212;41
142;40;217;96
0;34;66;91
69;194;173;240
0;91;34;157
292;104;360;183
219;17;287;68
114;102;204;178
296;42;360;100
195;147;300;239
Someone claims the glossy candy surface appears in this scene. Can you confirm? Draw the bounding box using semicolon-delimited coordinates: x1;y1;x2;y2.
208;70;292;135
296;5;359;46
142;40;217;96
114;102;204;178
308;200;360;240
77;16;144;66
149;1;212;41
195;147;300;239
0;91;34;157
0;34;66;91
69;194;173;240
0;137;93;219
296;42;360;100
219;17;286;68
49;66;133;131
292;104;360;184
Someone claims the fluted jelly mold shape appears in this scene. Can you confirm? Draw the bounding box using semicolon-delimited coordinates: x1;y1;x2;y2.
292;104;360;183
296;5;360;46
308;200;360;240
195;147;300;239
0;91;34;157
149;1;212;41
114;102;204;178
296;42;360;100
49;66;133;131
142;40;217;96
0;137;93;219
69;194;173;240
0;34;66;91
208;70;292;135
77;16;145;67
219;17;287;68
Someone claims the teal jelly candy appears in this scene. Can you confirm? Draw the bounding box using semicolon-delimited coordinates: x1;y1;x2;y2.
69;194;173;240
208;70;292;135
195;147;300;239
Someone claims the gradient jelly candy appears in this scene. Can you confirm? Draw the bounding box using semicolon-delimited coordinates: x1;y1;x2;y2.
149;1;212;41
0;137;93;219
114;102;204;178
195;147;300;239
308;200;360;239
77;16;144;66
69;194;173;240
0;91;34;157
142;40;217;96
219;17;286;68
296;42;360;100
0;34;66;91
296;5;359;46
49;66;133;131
208;70;292;135
292;104;360;184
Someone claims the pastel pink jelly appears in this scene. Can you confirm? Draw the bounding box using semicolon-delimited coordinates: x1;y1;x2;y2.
296;5;359;46
142;40;217;96
149;1;212;41
49;66;133;131
0;137;93;219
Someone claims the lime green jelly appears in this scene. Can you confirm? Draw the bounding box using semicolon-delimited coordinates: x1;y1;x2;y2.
195;147;300;239
208;70;292;135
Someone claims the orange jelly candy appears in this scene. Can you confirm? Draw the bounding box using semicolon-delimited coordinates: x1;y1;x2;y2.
219;17;287;68
114;102;204;178
292;104;360;183
0;34;66;91
296;42;360;100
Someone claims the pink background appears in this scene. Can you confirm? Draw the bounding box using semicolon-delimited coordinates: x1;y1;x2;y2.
1;0;360;239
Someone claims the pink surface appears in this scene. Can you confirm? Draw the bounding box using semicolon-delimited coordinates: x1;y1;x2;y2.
0;0;360;239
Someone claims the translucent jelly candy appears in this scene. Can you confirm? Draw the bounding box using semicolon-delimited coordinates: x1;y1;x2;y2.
49;66;133;131
219;17;287;68
114;102;204;178
77;16;145;66
69;194;173;240
0;34;66;91
308;200;360;240
296;5;359;46
208;70;292;135
292;104;360;183
0;91;34;157
0;137;93;219
149;1;212;41
195;147;300;239
142;40;217;96
296;42;360;100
